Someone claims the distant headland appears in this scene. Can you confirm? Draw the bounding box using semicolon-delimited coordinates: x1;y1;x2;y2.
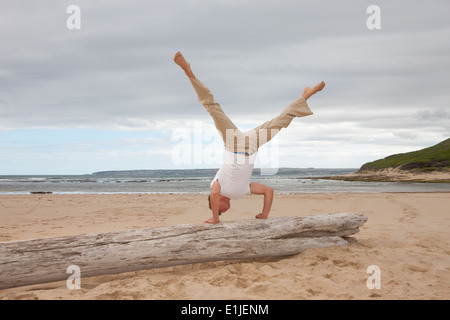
316;138;450;183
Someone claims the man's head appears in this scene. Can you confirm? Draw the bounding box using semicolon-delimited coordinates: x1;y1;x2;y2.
208;194;231;215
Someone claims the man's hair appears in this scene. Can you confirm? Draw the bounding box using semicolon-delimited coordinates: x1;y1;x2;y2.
208;194;222;215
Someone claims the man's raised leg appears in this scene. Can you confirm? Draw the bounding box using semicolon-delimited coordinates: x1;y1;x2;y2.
251;81;325;151
174;51;240;150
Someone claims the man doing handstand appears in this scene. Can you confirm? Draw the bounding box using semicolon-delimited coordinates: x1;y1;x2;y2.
174;51;325;224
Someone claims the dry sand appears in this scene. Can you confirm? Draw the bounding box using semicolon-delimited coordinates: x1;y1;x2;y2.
0;192;449;300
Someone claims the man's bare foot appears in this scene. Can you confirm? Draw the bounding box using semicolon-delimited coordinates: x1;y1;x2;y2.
302;81;325;100
174;51;195;79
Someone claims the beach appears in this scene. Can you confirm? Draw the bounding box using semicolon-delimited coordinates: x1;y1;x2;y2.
321;169;450;183
0;192;449;300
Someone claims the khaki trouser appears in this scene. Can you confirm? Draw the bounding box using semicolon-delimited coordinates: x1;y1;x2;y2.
189;77;313;154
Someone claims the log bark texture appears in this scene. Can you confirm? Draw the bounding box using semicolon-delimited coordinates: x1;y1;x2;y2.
0;212;367;289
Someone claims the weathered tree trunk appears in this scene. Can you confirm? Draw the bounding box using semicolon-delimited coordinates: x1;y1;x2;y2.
0;212;367;289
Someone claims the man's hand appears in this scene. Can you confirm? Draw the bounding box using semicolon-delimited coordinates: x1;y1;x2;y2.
204;217;220;224
207;181;221;224
255;213;268;219
250;182;274;219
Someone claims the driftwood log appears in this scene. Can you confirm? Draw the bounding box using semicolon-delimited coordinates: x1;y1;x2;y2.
0;212;367;289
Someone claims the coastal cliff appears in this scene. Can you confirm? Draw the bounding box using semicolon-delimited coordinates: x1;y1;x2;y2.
326;138;450;183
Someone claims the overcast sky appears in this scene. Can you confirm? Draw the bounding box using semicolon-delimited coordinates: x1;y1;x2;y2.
1;0;449;174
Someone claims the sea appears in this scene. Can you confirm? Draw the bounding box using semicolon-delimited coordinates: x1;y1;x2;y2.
0;168;449;195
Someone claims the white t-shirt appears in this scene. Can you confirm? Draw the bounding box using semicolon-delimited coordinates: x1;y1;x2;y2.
210;151;258;200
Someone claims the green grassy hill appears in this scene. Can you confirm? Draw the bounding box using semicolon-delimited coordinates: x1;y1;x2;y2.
358;138;450;173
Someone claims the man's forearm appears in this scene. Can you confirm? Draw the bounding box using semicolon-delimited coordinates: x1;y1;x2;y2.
210;192;221;222
261;189;274;217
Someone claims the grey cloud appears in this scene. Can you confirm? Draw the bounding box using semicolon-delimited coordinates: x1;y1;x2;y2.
416;108;450;122
0;0;449;139
392;131;419;140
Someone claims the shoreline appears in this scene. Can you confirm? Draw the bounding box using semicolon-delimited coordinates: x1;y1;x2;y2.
308;176;450;183
2;169;450;195
0;192;449;300
309;170;450;183
1;189;450;196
